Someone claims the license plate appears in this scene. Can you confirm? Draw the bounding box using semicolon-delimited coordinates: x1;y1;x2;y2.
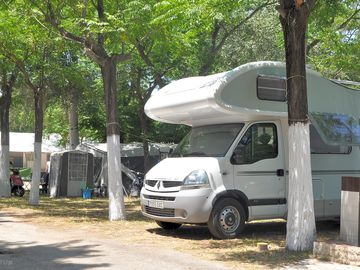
148;200;164;209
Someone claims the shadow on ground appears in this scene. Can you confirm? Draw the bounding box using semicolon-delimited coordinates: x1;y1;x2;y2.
0;196;341;269
0;240;110;270
147;220;340;268
0;195;145;222
148;220;339;240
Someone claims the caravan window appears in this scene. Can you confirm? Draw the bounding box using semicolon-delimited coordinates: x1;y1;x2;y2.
231;123;278;165
257;75;287;102
310;125;351;154
310;112;360;145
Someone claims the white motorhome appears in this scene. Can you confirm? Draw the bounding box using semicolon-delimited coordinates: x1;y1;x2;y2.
140;61;360;239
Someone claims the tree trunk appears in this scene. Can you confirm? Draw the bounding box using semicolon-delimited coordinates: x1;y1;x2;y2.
29;90;43;205
278;0;316;251
138;107;151;173
69;87;79;150
101;57;125;221
0;84;12;197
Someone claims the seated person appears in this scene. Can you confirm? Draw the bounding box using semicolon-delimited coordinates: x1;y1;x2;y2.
254;133;275;160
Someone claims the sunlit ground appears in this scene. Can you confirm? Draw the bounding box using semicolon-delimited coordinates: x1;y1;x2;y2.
0;194;340;270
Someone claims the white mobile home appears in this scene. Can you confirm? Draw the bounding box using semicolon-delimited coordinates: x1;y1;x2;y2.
140;61;360;239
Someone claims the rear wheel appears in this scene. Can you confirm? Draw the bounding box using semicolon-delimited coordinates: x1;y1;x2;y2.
14;186;25;197
208;198;246;239
156;221;182;230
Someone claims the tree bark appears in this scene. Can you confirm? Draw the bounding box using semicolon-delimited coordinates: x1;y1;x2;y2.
278;0;317;251
138;108;151;173
29;89;44;205
132;68;152;173
69;86;80;150
101;57;125;220
0;70;15;197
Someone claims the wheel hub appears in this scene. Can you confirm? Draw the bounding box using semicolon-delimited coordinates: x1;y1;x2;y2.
219;206;240;234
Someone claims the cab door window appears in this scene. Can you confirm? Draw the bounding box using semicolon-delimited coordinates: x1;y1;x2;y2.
231;123;278;165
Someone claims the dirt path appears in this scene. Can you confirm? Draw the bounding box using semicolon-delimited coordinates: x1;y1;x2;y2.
0;212;358;270
0;213;229;270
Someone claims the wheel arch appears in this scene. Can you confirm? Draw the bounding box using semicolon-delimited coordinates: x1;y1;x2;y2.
212;190;249;221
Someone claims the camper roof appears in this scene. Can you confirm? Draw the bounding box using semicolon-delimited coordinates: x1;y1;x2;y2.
145;61;360;145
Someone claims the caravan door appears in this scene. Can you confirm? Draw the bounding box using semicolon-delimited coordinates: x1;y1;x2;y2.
231;121;286;220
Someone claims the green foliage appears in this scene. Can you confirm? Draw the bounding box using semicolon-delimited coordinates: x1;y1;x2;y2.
308;0;360;81
220;5;284;70
9;84;34;132
1;0;359;146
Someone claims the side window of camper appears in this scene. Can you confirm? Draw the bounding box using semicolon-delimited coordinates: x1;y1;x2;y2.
309;125;351;154
231;123;278;165
257;75;287;102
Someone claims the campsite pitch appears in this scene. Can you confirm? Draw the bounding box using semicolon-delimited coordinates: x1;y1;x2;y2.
0;195;356;270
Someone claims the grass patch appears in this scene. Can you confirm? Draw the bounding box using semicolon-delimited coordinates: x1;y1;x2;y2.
0;194;340;269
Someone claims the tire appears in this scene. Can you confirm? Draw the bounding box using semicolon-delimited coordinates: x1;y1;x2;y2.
14;186;25;197
155;220;182;230
207;198;246;239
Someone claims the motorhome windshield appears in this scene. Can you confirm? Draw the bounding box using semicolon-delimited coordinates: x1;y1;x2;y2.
171;123;244;157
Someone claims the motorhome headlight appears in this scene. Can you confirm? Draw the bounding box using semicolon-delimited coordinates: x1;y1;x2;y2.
181;169;210;190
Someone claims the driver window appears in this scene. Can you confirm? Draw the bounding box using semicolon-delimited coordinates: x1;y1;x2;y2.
231;123;278;165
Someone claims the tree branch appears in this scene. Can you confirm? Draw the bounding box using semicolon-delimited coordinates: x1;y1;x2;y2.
221;0;276;51
112;53;131;64
200;1;275;75
1;71;5;92
32;0;108;62
307;1;358;55
306;39;320;55
7;67;18;90
0;44;36;91
96;0;105;46
337;8;360;30
41;0;85;45
307;0;317;12
211;20;221;52
134;39;164;87
84;48;107;66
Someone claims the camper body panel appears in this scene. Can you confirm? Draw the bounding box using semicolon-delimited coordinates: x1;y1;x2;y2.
141;120;360;224
310;149;360;219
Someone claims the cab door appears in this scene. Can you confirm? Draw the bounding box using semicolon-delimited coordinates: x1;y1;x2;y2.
231;121;286;220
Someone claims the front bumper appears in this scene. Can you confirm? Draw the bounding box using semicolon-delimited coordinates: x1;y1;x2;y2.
140;187;214;224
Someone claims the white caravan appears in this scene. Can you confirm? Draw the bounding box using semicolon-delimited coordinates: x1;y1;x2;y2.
140;61;360;239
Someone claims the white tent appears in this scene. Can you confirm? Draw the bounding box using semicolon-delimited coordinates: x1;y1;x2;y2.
0;132;63;170
6;132;63;153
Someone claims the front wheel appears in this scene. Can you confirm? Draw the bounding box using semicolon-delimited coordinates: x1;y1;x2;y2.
13;186;25;197
156;221;182;230
207;198;246;239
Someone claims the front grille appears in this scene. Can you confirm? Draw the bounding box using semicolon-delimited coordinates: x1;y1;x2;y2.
145;206;175;217
163;181;183;188
146;180;157;187
143;195;175;201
